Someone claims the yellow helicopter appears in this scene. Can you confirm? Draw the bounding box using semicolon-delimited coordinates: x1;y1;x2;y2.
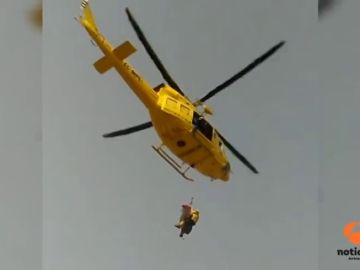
76;0;285;182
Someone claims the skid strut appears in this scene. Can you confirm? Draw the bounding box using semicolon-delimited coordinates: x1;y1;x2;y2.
152;144;194;182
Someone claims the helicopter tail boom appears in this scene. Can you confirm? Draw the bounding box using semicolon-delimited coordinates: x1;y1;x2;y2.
78;0;158;109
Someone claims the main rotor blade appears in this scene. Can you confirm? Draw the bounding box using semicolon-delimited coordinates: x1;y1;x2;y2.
103;121;153;138
199;41;285;103
125;8;185;96
218;132;259;174
319;0;339;17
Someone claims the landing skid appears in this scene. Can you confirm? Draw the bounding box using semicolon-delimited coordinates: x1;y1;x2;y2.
152;144;194;182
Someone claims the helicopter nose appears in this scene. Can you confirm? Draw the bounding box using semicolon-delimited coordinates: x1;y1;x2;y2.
223;162;231;172
221;162;231;180
222;162;231;175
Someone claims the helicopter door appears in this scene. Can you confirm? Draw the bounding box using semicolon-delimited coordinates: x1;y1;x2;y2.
192;112;213;141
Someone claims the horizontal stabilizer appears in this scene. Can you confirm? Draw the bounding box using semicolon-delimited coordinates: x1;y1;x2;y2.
94;56;112;74
93;41;137;74
113;40;137;60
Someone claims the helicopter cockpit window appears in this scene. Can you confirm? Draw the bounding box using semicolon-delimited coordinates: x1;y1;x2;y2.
219;140;224;151
192;112;213;141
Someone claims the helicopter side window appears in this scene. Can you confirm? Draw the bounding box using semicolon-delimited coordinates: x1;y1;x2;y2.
192;112;213;141
166;98;178;110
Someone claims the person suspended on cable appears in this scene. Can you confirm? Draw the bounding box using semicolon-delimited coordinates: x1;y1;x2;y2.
174;200;200;238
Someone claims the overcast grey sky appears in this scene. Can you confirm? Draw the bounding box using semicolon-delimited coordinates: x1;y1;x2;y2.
43;1;319;269
2;0;360;269
0;1;41;270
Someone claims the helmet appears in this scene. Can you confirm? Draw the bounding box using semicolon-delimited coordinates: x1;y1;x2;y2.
182;204;192;209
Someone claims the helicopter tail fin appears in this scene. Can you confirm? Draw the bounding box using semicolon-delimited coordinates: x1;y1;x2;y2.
79;0;98;32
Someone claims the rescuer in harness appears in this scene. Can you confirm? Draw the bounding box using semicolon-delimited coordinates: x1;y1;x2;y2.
174;198;200;238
